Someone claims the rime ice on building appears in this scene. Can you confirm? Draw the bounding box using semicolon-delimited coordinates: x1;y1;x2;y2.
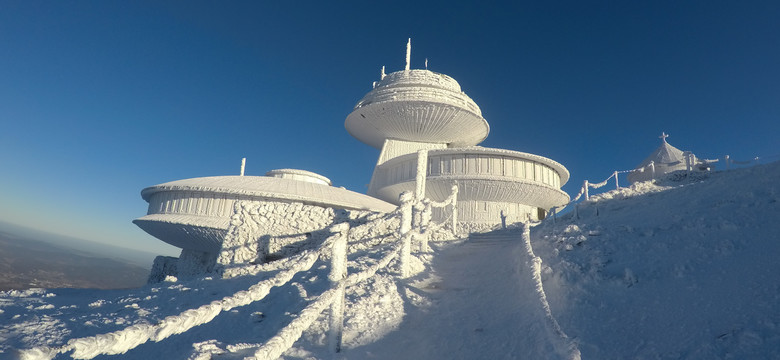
133;169;395;278
346;39;570;229
627;132;711;184
134;40;571;275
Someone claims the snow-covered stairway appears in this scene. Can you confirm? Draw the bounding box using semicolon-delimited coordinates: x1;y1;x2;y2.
468;231;522;245
347;228;577;360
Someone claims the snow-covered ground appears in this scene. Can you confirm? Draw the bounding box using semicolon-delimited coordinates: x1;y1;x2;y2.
2;161;778;359
534;161;780;359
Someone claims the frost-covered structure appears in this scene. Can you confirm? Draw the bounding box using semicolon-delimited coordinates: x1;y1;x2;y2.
627;133;710;184
135;40;570;276
346;40;569;228
134;169;395;278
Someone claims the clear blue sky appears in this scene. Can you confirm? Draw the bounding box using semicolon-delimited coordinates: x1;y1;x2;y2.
1;1;778;257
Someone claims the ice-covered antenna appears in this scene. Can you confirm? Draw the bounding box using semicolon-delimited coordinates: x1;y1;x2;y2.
240;157;246;176
425;58;428;69
659;132;669;143
405;38;411;71
381;65;386;80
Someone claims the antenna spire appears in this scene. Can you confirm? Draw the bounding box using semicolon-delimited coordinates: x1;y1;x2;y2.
381;65;386;80
405;38;411;71
425;58;428;69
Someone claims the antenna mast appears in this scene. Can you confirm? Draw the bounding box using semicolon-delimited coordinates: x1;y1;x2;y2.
405;38;411;71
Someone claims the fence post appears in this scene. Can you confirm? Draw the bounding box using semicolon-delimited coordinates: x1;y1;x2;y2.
614;171;619;189
328;223;349;353
398;192;414;278
649;161;655;179
584;180;589;200
419;199;432;253
400;232;412;278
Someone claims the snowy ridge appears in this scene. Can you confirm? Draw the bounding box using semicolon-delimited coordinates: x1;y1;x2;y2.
534;162;780;359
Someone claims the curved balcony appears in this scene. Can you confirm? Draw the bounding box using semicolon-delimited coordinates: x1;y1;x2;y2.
369;147;570;211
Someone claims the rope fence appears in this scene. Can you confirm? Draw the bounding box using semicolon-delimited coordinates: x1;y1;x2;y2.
549;151;777;223
20;182;460;360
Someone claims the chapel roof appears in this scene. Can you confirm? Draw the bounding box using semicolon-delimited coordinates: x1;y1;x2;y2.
635;133;687;167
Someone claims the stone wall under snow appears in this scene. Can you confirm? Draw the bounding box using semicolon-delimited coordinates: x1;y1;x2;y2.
217;201;341;268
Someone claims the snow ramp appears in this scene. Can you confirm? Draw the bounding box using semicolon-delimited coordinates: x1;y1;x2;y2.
348;228;580;360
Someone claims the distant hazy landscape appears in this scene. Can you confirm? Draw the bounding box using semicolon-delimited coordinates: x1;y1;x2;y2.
0;222;155;290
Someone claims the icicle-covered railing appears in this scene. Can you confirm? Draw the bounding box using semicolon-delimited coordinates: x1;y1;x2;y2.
22;185;459;360
20;221;358;360
548;162;658;220
207;207;421;359
550;150;774;223
19;246;325;360
398;183;458;278
520;223;582;360
218;223;352;359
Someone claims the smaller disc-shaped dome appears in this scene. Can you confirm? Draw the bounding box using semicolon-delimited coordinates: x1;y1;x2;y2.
345;69;490;149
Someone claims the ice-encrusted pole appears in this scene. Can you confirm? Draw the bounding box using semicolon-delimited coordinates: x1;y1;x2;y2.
381;65;386;80
415;150;428;200
614;171;619;189
398;191;413;278
583;180;589;200
649;160;656;179
419;199;432;252
405;38;411;71
328;223;349;353
240;157;246;176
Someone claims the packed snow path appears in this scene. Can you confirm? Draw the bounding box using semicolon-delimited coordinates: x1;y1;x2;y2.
348;230;576;360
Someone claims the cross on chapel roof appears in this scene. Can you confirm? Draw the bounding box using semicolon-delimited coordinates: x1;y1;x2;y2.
660;132;669;143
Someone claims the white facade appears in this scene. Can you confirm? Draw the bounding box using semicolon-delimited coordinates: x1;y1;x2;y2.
134;172;395;253
136;41;572;261
346;41;570;228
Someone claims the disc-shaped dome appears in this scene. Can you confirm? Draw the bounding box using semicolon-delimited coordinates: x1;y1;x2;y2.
134;174;395;252
345;69;490;149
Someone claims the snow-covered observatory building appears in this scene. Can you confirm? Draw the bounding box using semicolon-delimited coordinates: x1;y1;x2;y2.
134;40;571;271
134;169;394;259
346;40;570;229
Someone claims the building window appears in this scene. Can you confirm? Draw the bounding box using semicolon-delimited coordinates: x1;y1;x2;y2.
504;158;513;177
429;156;440;176
454;156;464;174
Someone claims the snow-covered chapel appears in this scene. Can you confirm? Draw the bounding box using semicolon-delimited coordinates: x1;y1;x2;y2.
627;132;711;184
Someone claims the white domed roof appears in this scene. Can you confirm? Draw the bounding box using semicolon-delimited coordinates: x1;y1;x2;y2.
265;169;332;186
345;69;490;149
140;175;395;212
